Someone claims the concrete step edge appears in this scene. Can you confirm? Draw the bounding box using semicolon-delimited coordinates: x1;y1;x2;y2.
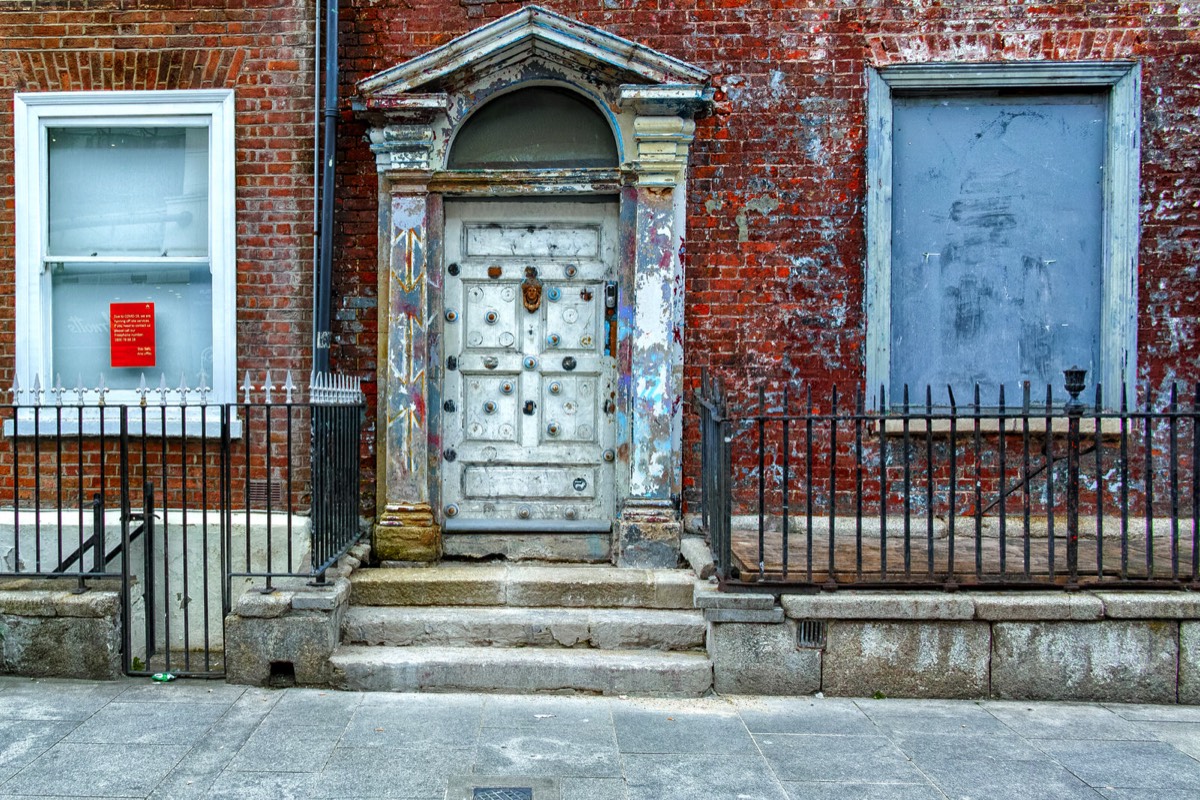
329;645;714;696
349;565;697;610
340;605;707;650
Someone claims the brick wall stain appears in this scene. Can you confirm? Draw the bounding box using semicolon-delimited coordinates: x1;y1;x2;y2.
3;1;1198;519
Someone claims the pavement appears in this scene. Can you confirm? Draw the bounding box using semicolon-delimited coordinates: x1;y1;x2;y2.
2;677;1200;800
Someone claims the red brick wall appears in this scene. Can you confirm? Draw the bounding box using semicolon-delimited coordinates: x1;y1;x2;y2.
0;0;319;387
335;1;1200;513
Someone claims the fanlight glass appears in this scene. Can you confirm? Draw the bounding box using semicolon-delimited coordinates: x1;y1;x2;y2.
448;87;618;170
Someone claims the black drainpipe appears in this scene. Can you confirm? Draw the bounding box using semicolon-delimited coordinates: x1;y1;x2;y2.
313;0;338;374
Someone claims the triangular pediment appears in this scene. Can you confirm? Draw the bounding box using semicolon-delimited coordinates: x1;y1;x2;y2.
357;5;708;99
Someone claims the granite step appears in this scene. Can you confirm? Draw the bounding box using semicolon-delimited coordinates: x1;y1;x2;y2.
330;645;713;696
348;564;696;610
342;605;706;650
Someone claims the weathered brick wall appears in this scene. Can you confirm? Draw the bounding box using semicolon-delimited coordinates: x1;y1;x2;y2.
0;0;319;389
336;1;1200;513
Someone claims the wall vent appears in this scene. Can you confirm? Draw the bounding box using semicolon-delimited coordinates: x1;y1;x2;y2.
248;479;285;508
795;619;827;649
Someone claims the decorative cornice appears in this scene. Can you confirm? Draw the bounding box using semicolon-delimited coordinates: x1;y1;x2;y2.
356;5;709;99
631;115;696;187
369;124;436;172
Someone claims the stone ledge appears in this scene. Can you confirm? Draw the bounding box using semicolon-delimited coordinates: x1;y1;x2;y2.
971;592;1105;621
694;582;776;611
1094;592;1200;619
782;592;975;620
704;606;784;624
0;588;120;619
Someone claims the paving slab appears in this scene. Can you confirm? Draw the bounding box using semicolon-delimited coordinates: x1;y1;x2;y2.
754;733;928;784
0;679;126;721
858;698;1009;735
560;777;629;800
781;783;946;800
1033;738;1200;791
612;705;756;754
981;701;1160;741
63;700;227;746
731;696;879;736
481;694;611;729
340;693;484;749
474;723;622;778
622;753;789;800
224;724;341;773
0;718;76;784
1;742;190;797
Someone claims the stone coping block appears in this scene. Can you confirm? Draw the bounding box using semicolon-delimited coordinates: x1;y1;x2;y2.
232;578;351;618
1094;592;1200;619
704;607;784;624
970;592;1105;621
694;582;775;611
776;590;1200;624
0;587;120;619
782;592;974;620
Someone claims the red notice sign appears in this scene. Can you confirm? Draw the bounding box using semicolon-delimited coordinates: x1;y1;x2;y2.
109;302;156;368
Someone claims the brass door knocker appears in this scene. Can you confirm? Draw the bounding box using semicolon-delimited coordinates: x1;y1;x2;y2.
521;266;543;313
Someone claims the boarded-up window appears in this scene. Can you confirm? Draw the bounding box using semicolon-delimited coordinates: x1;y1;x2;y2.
889;92;1107;405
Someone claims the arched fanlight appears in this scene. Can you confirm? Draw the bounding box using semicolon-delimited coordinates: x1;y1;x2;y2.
448;86;619;170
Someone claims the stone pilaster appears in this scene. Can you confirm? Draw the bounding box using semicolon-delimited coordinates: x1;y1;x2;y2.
616;111;698;567
374;188;440;562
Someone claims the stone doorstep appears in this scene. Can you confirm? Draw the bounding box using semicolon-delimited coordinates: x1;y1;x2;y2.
340;605;706;650
348;564;696;610
330;644;713;696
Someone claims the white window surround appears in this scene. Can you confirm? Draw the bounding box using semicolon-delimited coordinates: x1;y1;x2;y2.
13;90;237;417
865;61;1141;409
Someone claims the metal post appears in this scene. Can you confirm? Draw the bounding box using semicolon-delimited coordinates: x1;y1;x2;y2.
1064;367;1087;589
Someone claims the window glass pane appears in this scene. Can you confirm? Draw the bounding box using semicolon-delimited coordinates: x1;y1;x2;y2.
889;93;1106;405
448;87;618;169
50;262;213;390
47;126;209;257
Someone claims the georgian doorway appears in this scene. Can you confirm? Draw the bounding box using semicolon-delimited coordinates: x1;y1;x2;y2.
355;5;711;566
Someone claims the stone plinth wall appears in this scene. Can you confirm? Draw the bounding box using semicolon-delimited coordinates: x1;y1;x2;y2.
0;580;121;680
706;587;1200;703
224;542;369;687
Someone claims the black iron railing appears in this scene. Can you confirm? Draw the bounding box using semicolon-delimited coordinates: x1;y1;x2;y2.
0;370;366;676
697;369;1199;591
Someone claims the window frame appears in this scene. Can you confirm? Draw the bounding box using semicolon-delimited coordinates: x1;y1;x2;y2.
865;62;1140;409
14;89;236;405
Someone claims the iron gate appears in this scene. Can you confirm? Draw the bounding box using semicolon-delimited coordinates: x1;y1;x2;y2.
0;371;365;677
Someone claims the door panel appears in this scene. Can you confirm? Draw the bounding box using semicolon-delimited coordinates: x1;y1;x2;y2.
442;200;618;531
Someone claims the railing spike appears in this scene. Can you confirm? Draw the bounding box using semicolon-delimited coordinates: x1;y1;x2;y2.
179;372;190;407
10;372;21;405
52;375;65;407
137;374;149;407
242;371;253;404
264;370;275;405
158;373;170;407
197;369;210;406
32;374;43;405
74;374;87;407
96;374;108;407
284;371;296;404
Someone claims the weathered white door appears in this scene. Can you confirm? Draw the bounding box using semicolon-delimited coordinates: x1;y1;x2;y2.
441;200;618;554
